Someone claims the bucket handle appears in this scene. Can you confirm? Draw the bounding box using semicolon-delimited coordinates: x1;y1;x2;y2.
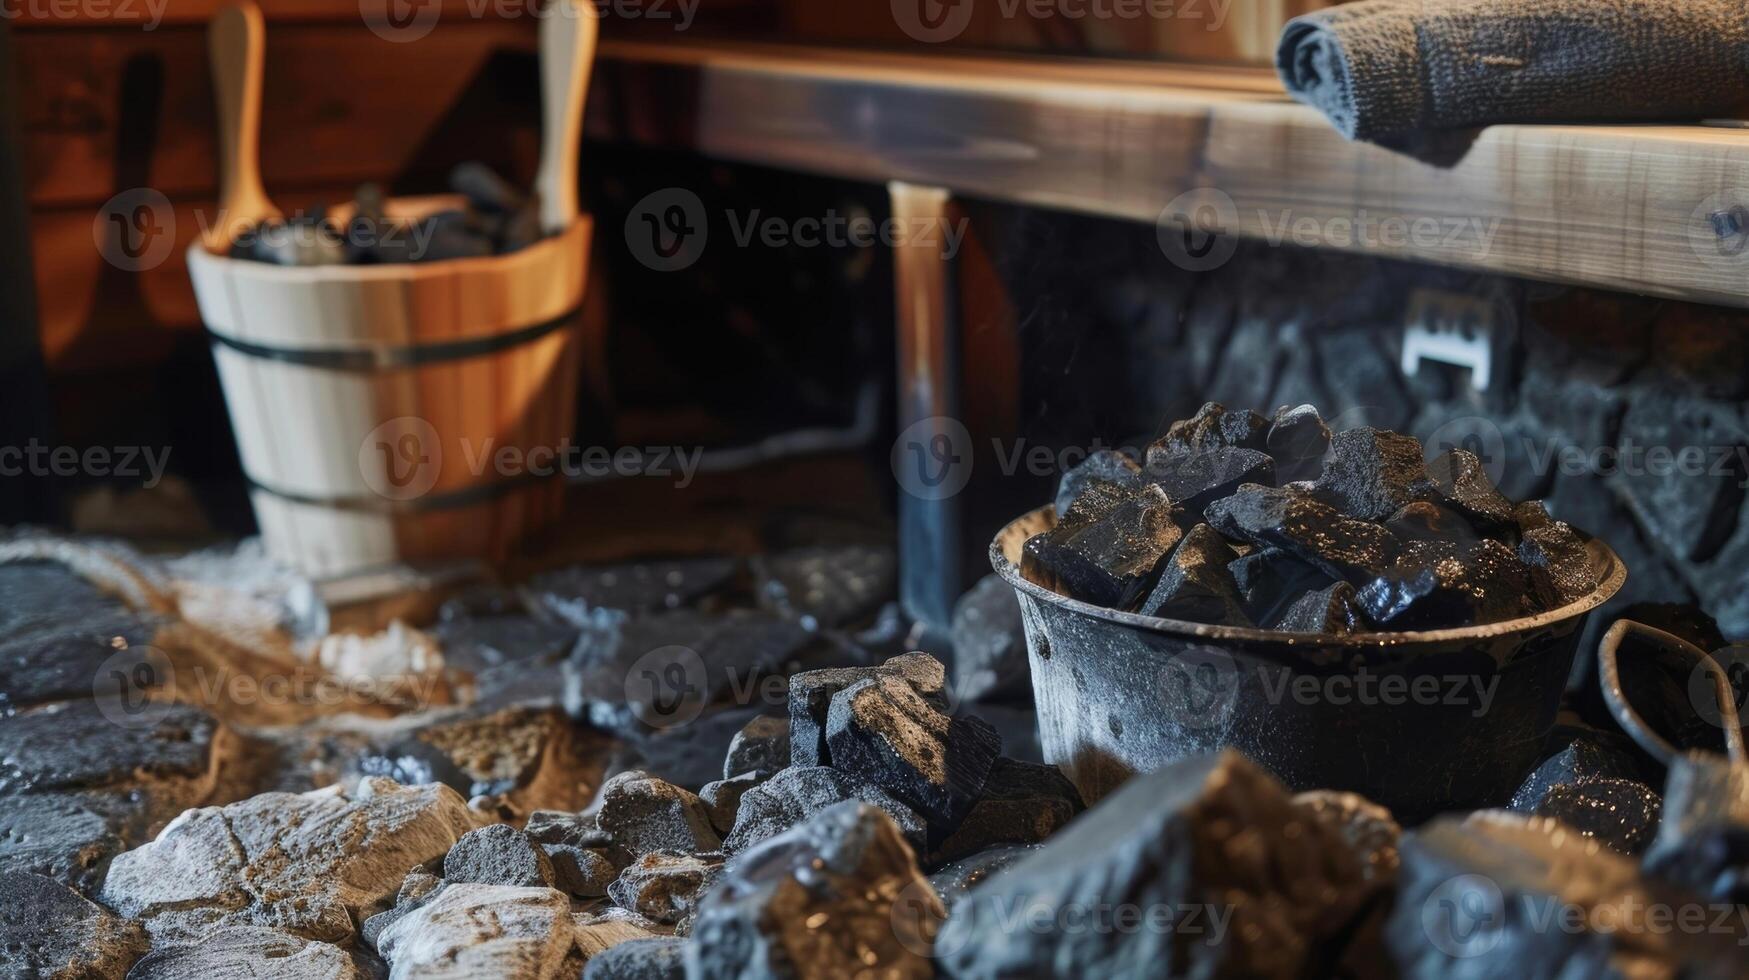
1597;619;1746;770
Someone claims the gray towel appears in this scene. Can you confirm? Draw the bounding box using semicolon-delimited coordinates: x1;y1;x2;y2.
1278;0;1749;143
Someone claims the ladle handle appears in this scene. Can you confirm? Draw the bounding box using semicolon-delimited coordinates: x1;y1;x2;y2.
534;0;599;235
1597;619;1746;769
207;0;278;249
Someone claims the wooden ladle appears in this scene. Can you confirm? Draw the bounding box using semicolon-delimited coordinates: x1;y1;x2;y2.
204;0;280;251
533;0;599;236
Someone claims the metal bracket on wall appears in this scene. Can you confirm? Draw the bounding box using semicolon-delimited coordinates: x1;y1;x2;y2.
889;181;963;636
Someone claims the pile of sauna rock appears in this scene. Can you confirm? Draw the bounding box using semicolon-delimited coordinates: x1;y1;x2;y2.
2;518;1747;979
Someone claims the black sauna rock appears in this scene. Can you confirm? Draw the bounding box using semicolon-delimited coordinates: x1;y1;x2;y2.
754;545;897;629
442;824;556;889
700;771;768;835
723;766;927;856
1644;826;1749;907
1510;727;1645;812
0;793;127;893
1519;522;1595;609
1384;501;1480;547
1358;539;1533;630
723;715;789;780
1428;448;1516;529
1207;484;1400;585
525;809;613;850
1514;499;1554;534
949;574;1030;705
930;758;1084;864
1155;402;1270;455
1137;523;1252;625
825;675;1002;828
354;737;475;799
1228;547;1335;625
1267;403;1332;484
609;852;722;926
1383;811;1748;977
691;802;941;980
0;871;148;979
597;770;723;859
1142;447;1277;522
584;937;688;980
0;699;225;797
1641;755;1749;905
1615;387;1748;563
1531;778;1662;855
1273;581;1365;635
928;844;1039;911
1054;449;1143;517
789;653;946;769
1293;791;1401;886
527;557;741;617
1021;482;1182;610
547;844;618;899
0;626;161;715
937;751;1378;980
1314;427;1438;521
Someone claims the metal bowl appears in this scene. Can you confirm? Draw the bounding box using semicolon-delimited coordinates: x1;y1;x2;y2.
991;506;1627;822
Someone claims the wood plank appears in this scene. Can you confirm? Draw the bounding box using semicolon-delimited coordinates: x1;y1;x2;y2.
8;0;518;29
590;39;1749;307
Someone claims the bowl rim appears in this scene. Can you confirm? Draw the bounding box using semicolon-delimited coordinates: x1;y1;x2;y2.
990;504;1628;648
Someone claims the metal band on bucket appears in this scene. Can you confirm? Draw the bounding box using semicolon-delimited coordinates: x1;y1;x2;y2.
206;306;581;372
247;470;554;515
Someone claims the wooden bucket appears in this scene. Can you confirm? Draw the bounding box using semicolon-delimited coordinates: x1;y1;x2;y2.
187;196;591;578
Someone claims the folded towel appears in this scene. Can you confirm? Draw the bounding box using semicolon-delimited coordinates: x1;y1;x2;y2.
1278;0;1749;143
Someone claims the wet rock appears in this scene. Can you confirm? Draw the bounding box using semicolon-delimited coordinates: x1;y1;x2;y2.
788;653;945;769
1428;448;1516;529
1154;402;1269;455
1513;500;1553;534
608;852;722;926
1020;482;1182;610
1273;581;1366;634
723;714;789;779
930;758;1083;864
825;674;1002;828
1358;539;1535;629
949;574;1030;705
1141;447;1276;523
1509;726;1645;812
1292;790;1400;885
583;937;688;980
755;545;897;629
375;884;583;979
127;925;368;979
1383;810;1747;976
597;770;722;859
1530;778;1662;855
691;802;941;980
0;626;159;713
1136;523;1251;625
722;766;926;856
1384;501;1480;547
99;778;476;945
1613;387;1747;563
700;771;768;835
1207;484;1399;585
1518;522;1597;609
0;561;149;649
0;871;147;979
1267;404;1332;484
565;609;817;737
1228;547;1334;625
928;844;1038;911
0;700;227;800
526;557;740;618
444;824;556;889
0;792;127;892
938;751;1378;979
1314;427;1438;521
1054;449;1143;517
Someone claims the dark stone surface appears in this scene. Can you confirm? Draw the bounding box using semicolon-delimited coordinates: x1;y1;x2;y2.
1314;427;1438;521
691;802;940;980
1316;331;1415;433
825;675;1002;829
1136;523;1251;625
0;792;127;893
929;758;1083;864
723;715;789;780
938;751;1379;979
1020;482;1182;610
722;766;927;856
1509;725;1646;813
352;737;475;800
1358;539;1535;629
360;872;446;951
1054;449;1143;518
1428;448;1515;529
0;699;222;795
1518;522;1596;609
927;844;1039;911
524;556;741;617
949;574;1030;705
1141;447;1276;524
754;545;897;629
597;770;723;859
1613;388;1747;564
525;809;612;850
0;627;161;715
1384;501;1480;547
584;936;689;980
1292;790;1400;886
546;844;618;899
0;871;149;979
1273;581;1366;634
1228;547;1335;626
1640;755;1749;905
1154;402;1270;455
609;852;723;926
1267;403;1332;484
1207;484;1399;585
1530;778;1662;855
442;824;555;888
700;771;768;835
787;653;945;769
427;611;576;676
